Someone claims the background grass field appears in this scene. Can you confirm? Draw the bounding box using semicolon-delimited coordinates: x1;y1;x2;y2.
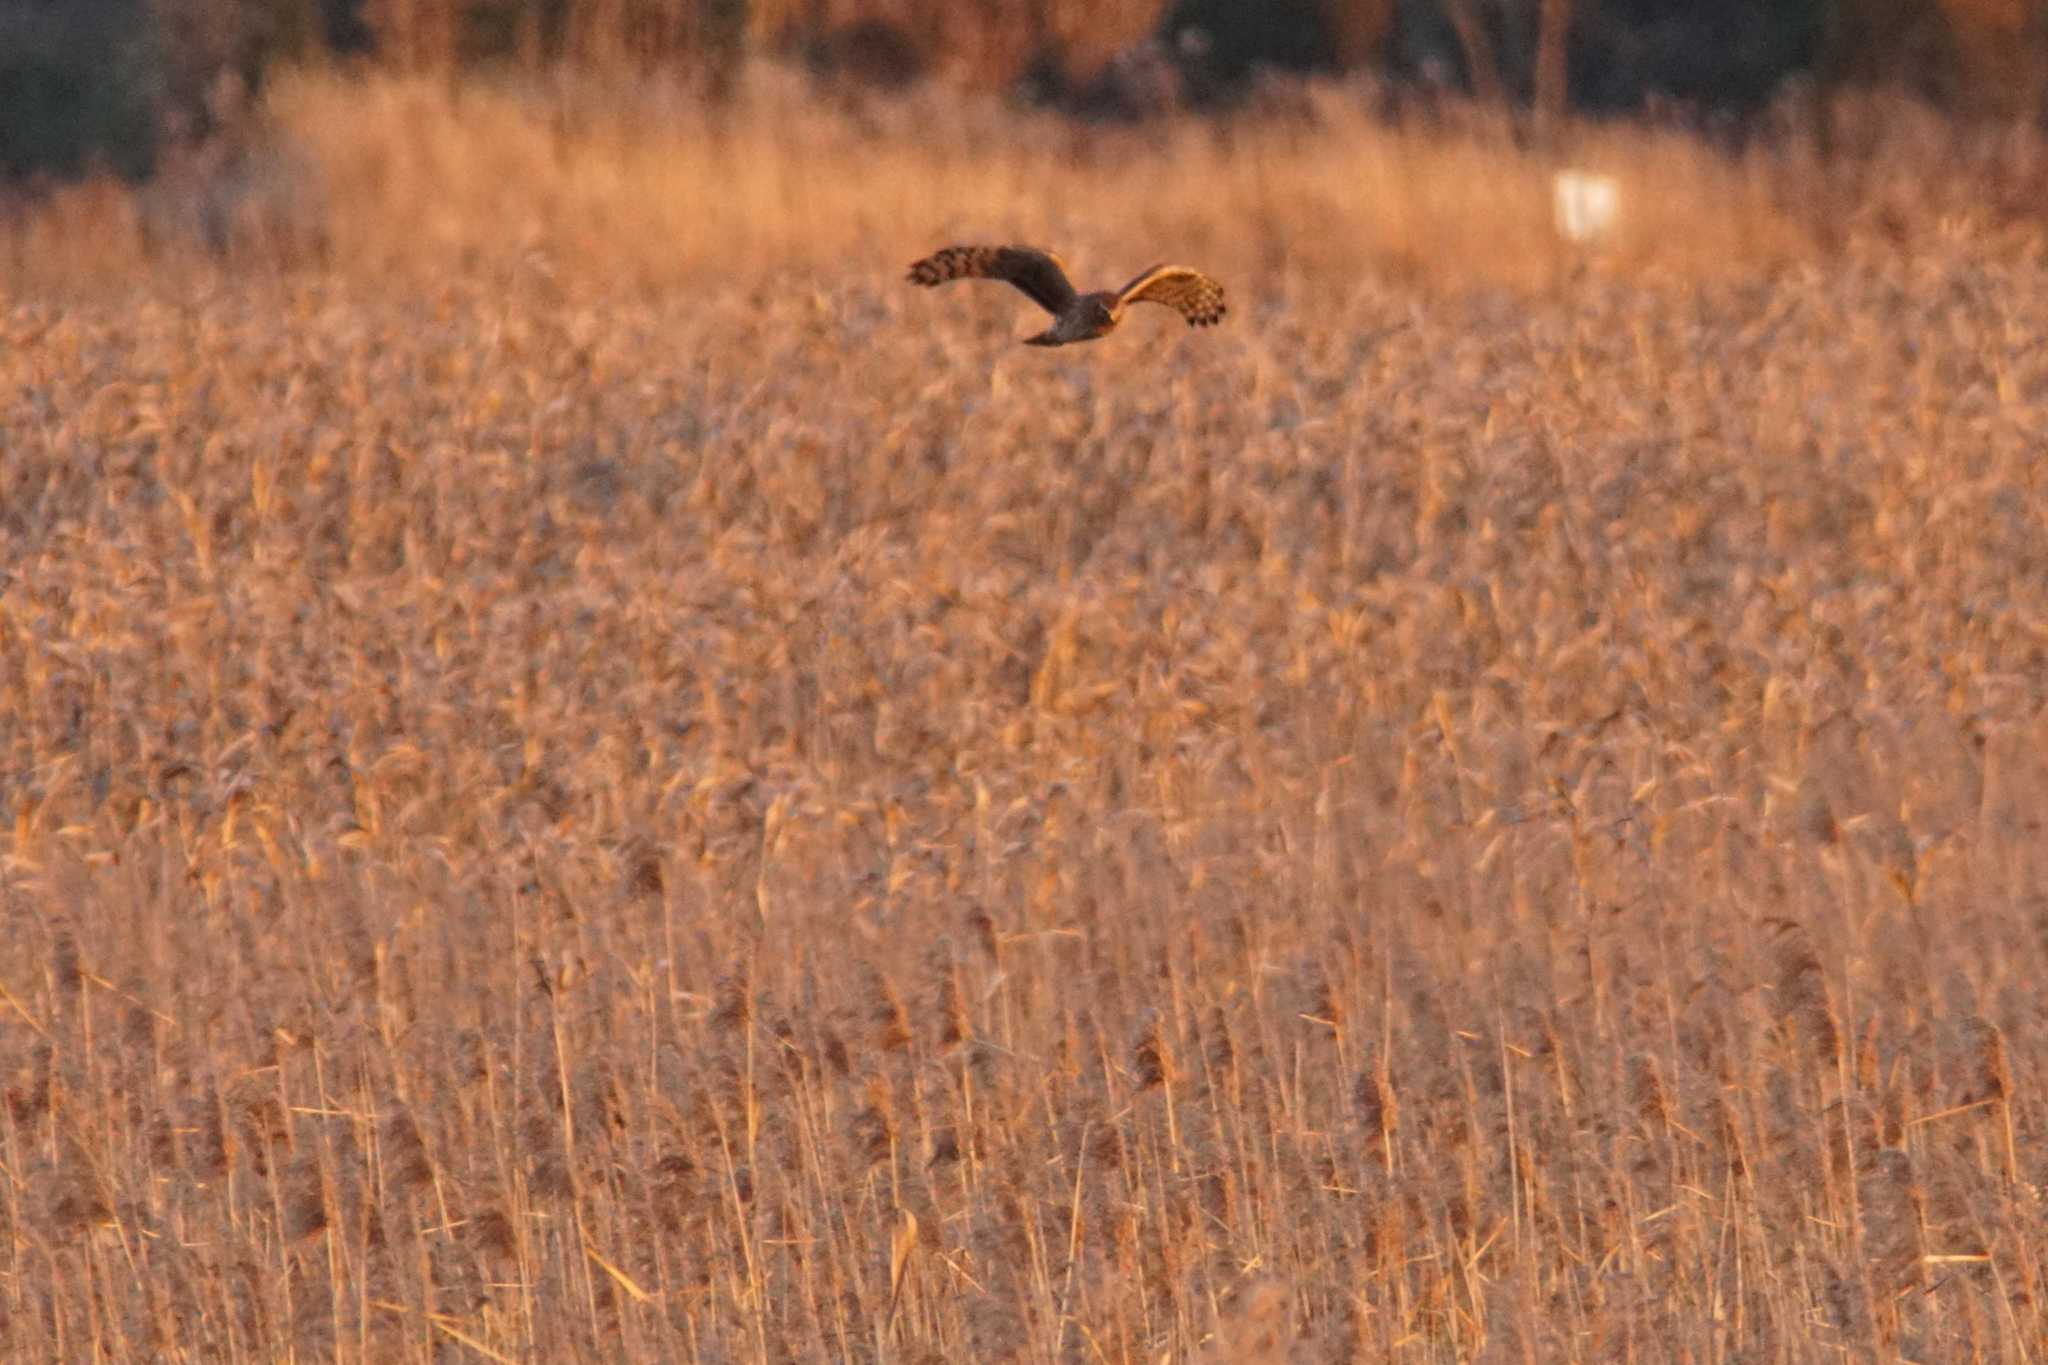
4;69;2048;1362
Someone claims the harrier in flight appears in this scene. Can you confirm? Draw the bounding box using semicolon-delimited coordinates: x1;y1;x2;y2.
907;245;1227;346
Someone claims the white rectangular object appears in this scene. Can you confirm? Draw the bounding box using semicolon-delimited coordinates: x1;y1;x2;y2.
1553;170;1621;244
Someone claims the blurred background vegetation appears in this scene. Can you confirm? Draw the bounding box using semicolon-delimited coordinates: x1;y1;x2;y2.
3;0;2043;189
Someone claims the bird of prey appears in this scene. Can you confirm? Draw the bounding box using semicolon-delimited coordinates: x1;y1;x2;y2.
907;245;1227;346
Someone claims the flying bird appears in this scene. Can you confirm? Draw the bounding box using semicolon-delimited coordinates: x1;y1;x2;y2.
906;245;1227;346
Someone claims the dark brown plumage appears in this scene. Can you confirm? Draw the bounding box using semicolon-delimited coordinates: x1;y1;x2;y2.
907;245;1227;346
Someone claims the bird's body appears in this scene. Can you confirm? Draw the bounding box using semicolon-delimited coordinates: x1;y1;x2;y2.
907;245;1226;346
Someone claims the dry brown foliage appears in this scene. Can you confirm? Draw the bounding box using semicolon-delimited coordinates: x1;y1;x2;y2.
3;69;2048;1363
358;0;1172;89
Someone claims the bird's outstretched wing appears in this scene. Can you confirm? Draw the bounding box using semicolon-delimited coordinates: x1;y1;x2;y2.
907;246;1078;318
1115;264;1227;328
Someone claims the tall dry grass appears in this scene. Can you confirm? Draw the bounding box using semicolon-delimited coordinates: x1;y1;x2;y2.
5;65;1807;298
4;68;2048;1362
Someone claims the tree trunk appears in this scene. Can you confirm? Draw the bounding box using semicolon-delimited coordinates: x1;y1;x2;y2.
1534;0;1572;135
1443;0;1504;103
1323;0;1396;71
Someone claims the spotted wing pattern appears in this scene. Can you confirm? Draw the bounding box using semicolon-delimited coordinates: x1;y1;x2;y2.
906;245;1079;318
1115;264;1228;328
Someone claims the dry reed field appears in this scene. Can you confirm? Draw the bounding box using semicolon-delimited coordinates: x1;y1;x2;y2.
5;69;2048;1362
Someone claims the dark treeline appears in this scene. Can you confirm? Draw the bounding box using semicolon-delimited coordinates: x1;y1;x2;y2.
2;0;2044;184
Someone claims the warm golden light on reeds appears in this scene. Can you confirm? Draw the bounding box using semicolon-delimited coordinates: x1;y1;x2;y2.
2;63;2046;1363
